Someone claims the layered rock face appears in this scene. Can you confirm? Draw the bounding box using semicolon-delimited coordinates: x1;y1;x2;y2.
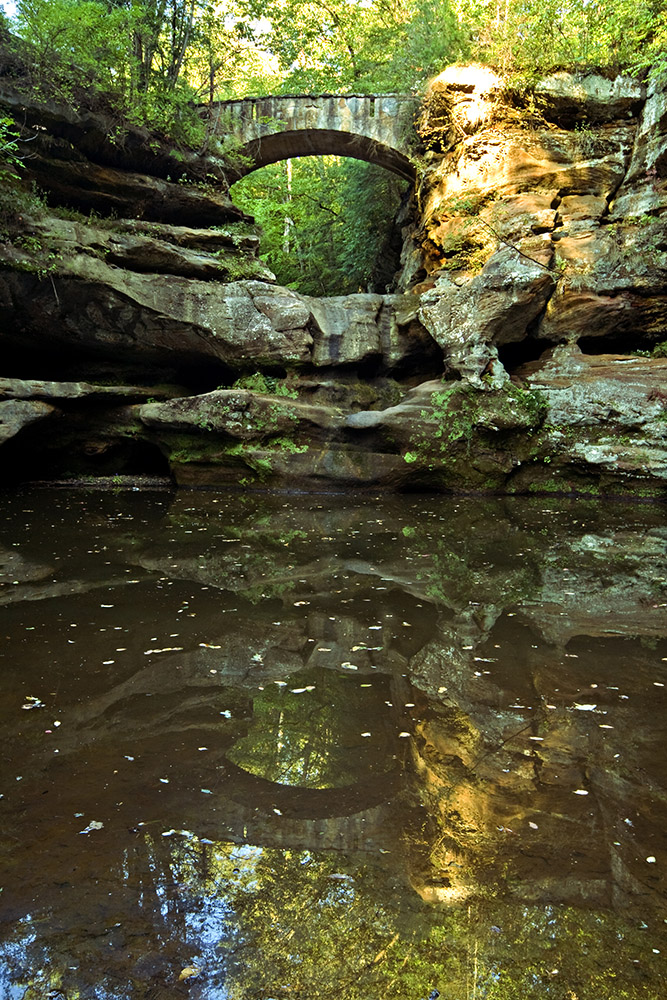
1;61;666;493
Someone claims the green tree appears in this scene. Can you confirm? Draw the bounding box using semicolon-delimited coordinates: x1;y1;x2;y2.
231;155;407;294
454;0;667;75
234;0;466;93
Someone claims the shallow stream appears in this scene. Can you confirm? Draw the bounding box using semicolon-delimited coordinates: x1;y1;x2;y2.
1;489;666;999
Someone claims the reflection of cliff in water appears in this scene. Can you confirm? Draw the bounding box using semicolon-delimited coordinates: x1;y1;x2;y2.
0;490;665;997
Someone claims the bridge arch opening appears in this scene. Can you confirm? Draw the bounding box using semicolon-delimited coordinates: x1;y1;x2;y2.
231;154;411;296
231;129;415;183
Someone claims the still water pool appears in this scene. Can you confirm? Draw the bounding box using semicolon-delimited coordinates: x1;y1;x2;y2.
0;488;666;999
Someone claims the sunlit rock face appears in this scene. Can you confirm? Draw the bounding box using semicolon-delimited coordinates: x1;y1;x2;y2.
1;57;667;494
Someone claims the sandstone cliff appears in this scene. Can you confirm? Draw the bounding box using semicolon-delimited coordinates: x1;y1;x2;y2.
1;58;666;494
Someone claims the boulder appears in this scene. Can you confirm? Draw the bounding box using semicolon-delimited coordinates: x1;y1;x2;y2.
0;377;178;401
0;398;55;444
0;235;441;380
307;294;384;366
139;389;343;440
22;141;246;226
533;72;644;124
419;245;555;384
535;223;667;345
18;216;273;283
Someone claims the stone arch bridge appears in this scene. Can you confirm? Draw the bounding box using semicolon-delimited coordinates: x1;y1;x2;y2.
206;94;419;182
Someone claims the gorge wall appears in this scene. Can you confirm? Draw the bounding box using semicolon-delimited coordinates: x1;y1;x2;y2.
1;56;667;495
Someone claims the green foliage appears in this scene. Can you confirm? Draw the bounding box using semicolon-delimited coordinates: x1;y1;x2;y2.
455;0;667;77
403;381;546;470
0;116;22;178
231;372;299;397
13;0;209;146
0;117;37;229
232;156;407;295
233;0;467;93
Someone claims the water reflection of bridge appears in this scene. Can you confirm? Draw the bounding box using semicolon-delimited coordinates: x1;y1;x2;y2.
191;763;404;854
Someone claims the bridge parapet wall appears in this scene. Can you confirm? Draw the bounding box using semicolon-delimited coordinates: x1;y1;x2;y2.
212;94;418;155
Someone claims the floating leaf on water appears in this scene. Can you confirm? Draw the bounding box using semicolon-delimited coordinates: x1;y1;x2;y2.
79;820;104;834
178;966;201;981
22;695;44;710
